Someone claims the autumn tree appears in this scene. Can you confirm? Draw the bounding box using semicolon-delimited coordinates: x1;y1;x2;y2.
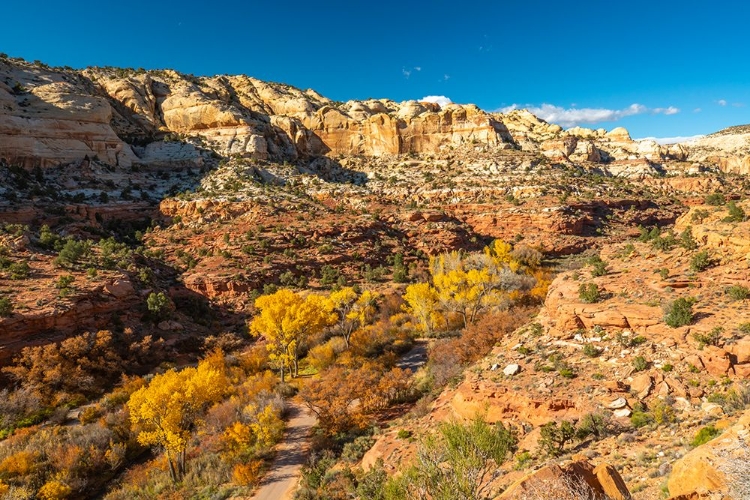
250;289;336;381
401;241;540;332
299;363;413;436
403;282;441;335
430;249;534;327
128;358;228;481
330;287;379;348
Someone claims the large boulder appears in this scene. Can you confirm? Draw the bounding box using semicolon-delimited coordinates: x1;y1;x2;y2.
667;409;750;499
499;459;630;499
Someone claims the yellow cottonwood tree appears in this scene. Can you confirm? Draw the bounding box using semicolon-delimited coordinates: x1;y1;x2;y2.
329;286;358;347
403;282;441;334
330;287;379;348
405;242;536;330
250;289;336;380
128;359;228;481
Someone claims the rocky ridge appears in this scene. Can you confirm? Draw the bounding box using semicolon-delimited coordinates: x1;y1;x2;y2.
0;55;746;176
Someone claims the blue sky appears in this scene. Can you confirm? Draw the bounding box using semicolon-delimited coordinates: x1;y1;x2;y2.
2;0;748;139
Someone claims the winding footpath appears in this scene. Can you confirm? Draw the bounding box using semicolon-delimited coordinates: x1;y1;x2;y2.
250;402;316;500
249;341;429;499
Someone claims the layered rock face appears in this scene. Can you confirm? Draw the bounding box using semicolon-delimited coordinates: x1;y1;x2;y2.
0;62;136;168
3;56;746;175
89;69;512;159
687;125;750;175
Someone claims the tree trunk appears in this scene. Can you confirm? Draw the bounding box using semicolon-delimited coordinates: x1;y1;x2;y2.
166;450;177;482
178;450;186;477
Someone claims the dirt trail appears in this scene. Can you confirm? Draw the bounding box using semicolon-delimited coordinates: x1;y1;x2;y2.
250;402;316;500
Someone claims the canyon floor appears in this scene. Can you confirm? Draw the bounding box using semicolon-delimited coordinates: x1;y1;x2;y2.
0;55;748;500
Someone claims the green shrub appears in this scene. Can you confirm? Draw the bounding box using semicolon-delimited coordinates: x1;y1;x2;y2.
587;255;608;277
691;209;710;223
691;425;720;447
652;400;677;425
38;224;59;249
559;367;576;379
578;283;601;303
582;343;601;358
0;296;13;317
678;227;698;250
638;226;661;242
514;451;532;470
616;332;647;347
320;265;340;287
56;275;75;297
726;285;750;301
147;291;171;320
651;232;677;251
633;356;648;372
706;385;750;415
538;421;576;457
630;411;653;428
397;429;412;439
55;238;91;267
739;323;750;334
723;201;746;222
8;261;30;280
575;413;608;440
690;250;712;272
705;192;726;206
693;327;723;347
664;297;694;327
662;363;673;372
279;270;296;287
341;435;375;463
659;268;669;280
392;252;408;283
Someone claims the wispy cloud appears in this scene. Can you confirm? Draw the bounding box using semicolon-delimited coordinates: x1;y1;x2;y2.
402;66;422;79
638;135;704;145
653;106;680;115
718;99;727;106
694;108;702;113
420;95;452;107
499;103;681;128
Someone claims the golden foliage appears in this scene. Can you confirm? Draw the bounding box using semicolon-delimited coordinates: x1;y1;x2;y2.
403;283;440;334
404;240;540;331
128;357;228;480
250;289;336;380
300;363;413;436
37;480;73;500
0;450;38;476
306;342;338;372
232;460;264;486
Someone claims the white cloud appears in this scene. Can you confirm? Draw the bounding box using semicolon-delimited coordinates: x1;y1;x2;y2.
637;135;704;145
402;66;421;79
694;108;702;113
653;106;680;115
497;103;681;128
718;99;727;106
420;95;452;107
498;104;519;113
